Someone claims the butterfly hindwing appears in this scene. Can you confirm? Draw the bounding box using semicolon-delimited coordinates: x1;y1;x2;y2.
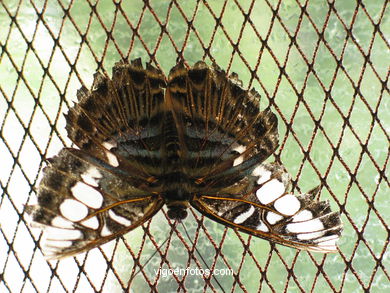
192;163;342;252
65;59;167;177
166;62;279;184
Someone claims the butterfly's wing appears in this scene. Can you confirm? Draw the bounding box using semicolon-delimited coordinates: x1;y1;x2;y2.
191;163;342;252
65;59;167;178
165;61;279;191
28;148;164;258
28;60;166;258
166;61;341;252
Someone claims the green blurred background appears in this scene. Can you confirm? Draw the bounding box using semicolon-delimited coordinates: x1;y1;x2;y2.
0;0;388;292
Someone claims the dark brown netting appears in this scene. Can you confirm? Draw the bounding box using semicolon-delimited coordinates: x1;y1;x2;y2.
0;0;388;292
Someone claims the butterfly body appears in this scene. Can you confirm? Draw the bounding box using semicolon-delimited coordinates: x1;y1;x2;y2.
28;59;342;258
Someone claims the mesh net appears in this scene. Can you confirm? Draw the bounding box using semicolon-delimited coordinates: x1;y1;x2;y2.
0;0;388;292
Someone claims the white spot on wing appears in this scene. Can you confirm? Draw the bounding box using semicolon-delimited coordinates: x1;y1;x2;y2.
80;167;102;187
81;216;99;230
44;240;73;249
71;182;103;209
256;221;269;232
252;165;271;184
274;194;300;216
101;225;112;237
256;179;285;204
287;218;324;233
51;216;74;229
60;199;88;222
232;144;246;167
103;139;119;166
109;210;132;226
106;151;119;167
102;140;117;150
50;216;74;229
297;230;325;240
233;206;255;224
266;212;284;225
232;144;246;154
233;156;244;167
43;226;82;240
315;235;339;251
315;235;338;244
293;210;313;222
318;242;337;251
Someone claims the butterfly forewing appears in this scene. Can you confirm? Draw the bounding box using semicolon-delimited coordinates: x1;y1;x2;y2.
28;148;164;258
192;163;342;252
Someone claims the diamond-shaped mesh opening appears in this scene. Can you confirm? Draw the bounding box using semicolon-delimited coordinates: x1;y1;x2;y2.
0;0;388;292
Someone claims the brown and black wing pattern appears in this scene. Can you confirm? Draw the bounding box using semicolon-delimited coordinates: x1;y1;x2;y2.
165;62;342;252
65;58;167;178
192;163;342;252
28;148;164;258
28;60;166;258
166;61;279;192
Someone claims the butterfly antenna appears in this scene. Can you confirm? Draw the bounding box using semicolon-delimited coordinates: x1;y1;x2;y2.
180;221;226;293
127;225;175;288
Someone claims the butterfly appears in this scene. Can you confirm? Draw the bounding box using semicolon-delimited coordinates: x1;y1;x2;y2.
27;58;342;258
